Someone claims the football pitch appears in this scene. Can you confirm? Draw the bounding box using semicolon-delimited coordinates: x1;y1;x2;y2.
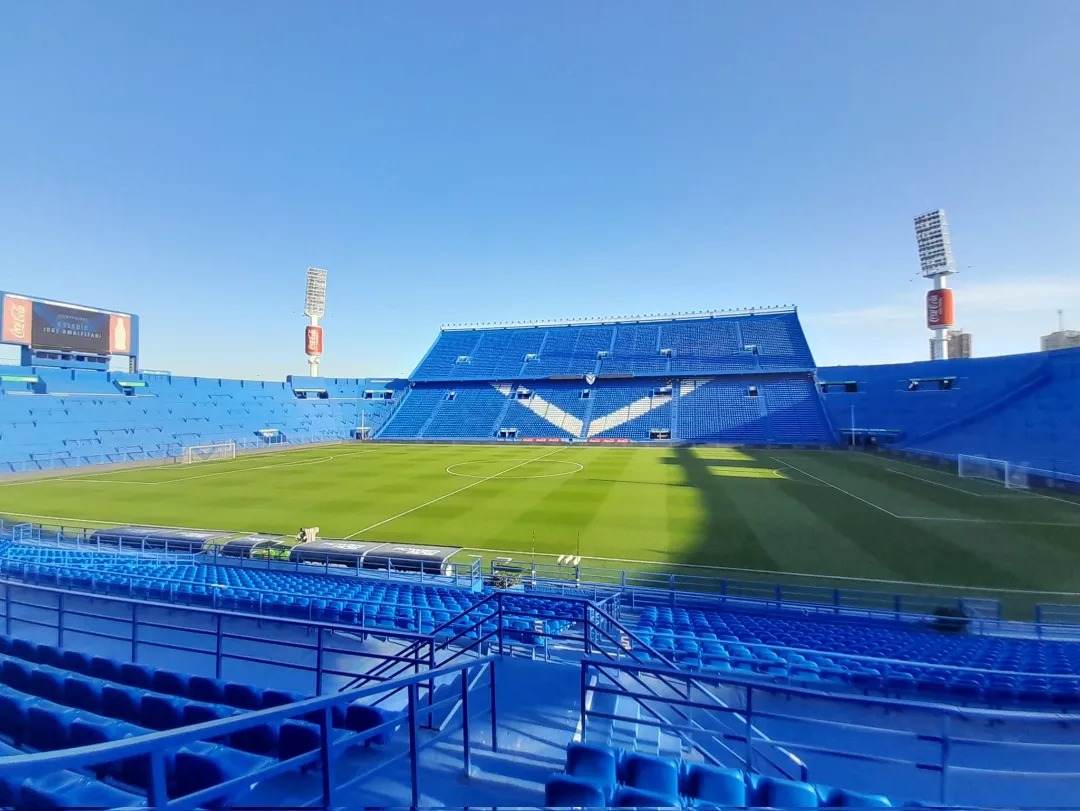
3;443;1080;614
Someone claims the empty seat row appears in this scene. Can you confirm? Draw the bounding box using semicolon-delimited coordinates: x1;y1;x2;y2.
0;541;583;640
545;743;896;808
0;637;401;743
0;736;146;810
0;681;274;802
410;312;815;383
0;635;295;711
636;605;1080;707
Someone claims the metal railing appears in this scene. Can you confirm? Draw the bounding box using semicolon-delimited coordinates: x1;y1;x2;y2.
0;556;478;640
0;520;484;589
0;579;435;696
628;627;1080;701
580;657;1080;808
492;557;1004;622
0;654;497;811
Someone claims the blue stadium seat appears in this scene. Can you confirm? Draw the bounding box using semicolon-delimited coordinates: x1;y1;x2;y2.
822;786;894;807
565;743;618;798
679;762;747;807
141;693;186;731
619;753;680;803
749;774;823;808
25;705;76;751
101;683;142;723
612;785;679;808
19;770;145;810
545;774;608;808
62;676;103;713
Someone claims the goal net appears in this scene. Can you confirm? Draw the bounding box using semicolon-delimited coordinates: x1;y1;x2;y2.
957;454;1029;489
182;441;236;464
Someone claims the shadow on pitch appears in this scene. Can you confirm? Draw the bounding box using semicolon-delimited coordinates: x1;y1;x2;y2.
660;446;783;573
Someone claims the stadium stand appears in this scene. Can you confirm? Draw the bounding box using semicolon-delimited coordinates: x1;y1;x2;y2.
0;632;401;806
378;308;835;443
0;541;582;637
819;346;1080;479
0;369;407;472
633;605;1080;706
412;309;814;383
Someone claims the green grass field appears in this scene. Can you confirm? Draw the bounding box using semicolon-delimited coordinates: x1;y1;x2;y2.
3;443;1080;613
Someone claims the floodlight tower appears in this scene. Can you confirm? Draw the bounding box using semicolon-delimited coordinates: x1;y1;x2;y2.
304;267;327;376
913;210;958;360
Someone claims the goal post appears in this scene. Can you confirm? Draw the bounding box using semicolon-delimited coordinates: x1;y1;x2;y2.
182;441;236;464
957;454;1029;489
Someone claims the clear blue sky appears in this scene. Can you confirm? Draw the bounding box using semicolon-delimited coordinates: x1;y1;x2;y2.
2;2;1078;379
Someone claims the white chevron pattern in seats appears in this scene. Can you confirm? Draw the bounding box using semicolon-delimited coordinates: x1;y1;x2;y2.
506;386;584;437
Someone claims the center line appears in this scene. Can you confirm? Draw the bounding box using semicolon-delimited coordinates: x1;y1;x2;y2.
344;447;567;539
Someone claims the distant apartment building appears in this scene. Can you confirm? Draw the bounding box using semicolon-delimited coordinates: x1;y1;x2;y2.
1041;330;1080;352
947;329;973;359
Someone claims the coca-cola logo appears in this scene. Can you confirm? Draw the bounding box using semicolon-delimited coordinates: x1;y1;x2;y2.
305;326;322;354
926;290;951;327
927;296;942;324
6;299;27;340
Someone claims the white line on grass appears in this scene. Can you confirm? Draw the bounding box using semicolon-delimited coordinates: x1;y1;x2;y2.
863;453;1080;507
903;515;1080;528
1025;489;1080;510
771;455;1080;527
768;456;902;517
343;447;568;539
885;467;1027;498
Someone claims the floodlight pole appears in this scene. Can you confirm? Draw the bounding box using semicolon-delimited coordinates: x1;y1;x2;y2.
913;211;958;361
304;267;328;377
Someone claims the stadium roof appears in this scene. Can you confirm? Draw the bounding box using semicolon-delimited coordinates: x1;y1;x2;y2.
441;305;797;332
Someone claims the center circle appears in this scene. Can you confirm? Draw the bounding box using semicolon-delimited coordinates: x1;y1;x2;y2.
446;458;584;480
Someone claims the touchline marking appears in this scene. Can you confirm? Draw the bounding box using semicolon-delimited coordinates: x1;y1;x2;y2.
344;447;568;539
0;449;378;487
769;456;902;517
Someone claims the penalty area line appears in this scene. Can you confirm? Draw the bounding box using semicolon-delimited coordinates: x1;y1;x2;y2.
769;456;902;517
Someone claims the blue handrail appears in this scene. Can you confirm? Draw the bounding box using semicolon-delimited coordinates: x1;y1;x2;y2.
0;655;498;811
581;657;1080;807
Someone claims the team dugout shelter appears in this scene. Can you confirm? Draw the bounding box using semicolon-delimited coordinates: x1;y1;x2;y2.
287;539;461;576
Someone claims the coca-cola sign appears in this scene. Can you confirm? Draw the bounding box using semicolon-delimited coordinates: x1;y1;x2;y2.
305;325;324;355
0;293;135;355
1;295;30;345
926;288;955;329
